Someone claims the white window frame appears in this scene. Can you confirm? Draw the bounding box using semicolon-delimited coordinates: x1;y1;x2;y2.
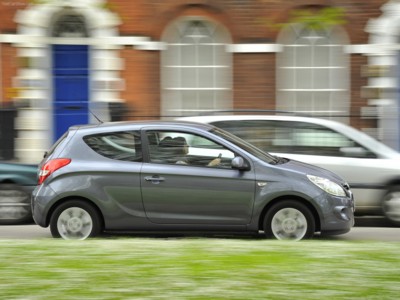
277;24;349;121
161;17;232;117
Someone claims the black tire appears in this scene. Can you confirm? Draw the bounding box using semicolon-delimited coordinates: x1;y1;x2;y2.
0;183;33;225
263;200;315;241
50;200;102;240
382;187;400;226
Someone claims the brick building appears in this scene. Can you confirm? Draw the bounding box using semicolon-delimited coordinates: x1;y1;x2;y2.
0;0;398;163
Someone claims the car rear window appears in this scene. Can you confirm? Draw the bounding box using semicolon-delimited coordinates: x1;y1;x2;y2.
83;131;142;162
44;131;69;158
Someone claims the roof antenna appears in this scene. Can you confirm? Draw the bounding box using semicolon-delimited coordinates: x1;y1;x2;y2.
89;109;103;124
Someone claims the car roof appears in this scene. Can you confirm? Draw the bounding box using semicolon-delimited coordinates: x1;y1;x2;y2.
68;120;215;133
178;115;363;134
178;114;344;127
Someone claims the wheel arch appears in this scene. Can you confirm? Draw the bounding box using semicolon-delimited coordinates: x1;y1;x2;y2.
0;179;15;184
381;180;400;225
258;195;321;232
45;196;105;230
384;178;400;190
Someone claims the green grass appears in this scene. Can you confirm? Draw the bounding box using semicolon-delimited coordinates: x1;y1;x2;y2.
0;238;399;299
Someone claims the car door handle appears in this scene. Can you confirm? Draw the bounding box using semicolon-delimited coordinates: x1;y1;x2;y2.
144;176;165;184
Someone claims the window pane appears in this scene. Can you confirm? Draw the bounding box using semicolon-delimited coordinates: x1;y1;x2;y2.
313;69;330;89
276;90;293;110
181;90;196;110
215;68;230;88
164;45;179;66
295;91;313;110
330;91;349;111
163;66;180;89
314;45;331;66
215;90;232;109
312;91;330;111
181;44;196;66
84;131;141;162
295;45;312;67
199;44;214;66
278;67;294;90
331;67;347;90
198;68;214;88
198;90;215;109
181;68;197;88
163;90;181;114
295;69;313;89
280;46;295;67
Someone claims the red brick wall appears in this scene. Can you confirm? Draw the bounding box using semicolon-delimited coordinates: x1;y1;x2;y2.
337;0;384;44
233;53;276;110
1;44;18;106
119;48;160;120
0;0;392;129
0;0;28;33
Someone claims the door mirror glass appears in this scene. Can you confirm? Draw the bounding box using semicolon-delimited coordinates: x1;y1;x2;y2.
231;156;249;170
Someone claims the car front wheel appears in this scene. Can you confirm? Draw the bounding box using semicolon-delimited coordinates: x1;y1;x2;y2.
50;200;102;240
263;200;315;241
382;187;400;226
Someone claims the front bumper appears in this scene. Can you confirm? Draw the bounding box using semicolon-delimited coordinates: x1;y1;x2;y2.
320;193;355;236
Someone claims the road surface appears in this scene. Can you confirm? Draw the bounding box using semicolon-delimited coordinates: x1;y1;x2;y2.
1;217;399;241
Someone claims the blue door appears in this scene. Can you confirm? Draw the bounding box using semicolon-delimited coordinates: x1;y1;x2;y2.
52;45;89;141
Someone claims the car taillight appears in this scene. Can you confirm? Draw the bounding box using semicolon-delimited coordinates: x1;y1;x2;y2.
38;158;71;185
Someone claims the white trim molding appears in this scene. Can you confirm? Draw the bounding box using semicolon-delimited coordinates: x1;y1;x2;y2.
227;44;282;53
364;0;400;150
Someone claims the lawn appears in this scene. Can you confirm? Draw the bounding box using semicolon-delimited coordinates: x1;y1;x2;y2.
0;238;399;299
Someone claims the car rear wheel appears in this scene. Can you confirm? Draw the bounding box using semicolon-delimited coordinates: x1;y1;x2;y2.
263;200;315;241
382;187;400;226
50;200;102;240
0;183;32;225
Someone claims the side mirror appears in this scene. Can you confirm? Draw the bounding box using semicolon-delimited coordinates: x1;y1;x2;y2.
231;156;250;171
339;147;374;158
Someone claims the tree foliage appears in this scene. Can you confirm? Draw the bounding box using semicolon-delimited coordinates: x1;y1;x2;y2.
283;7;347;30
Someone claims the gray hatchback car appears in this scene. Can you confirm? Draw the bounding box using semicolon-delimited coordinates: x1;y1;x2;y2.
32;121;354;240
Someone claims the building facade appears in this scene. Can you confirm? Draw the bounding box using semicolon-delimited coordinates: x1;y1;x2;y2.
0;0;398;163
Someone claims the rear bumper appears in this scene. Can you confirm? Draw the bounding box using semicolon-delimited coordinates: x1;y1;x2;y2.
31;185;57;228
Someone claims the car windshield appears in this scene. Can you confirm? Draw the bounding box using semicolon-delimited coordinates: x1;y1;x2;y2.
211;128;281;164
334;122;400;158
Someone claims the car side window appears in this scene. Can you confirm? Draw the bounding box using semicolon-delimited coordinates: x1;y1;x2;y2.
212;121;275;151
272;122;376;158
213;120;376;158
83;131;142;162
146;131;235;168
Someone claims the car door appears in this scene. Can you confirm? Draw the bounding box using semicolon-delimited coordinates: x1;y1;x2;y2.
140;129;256;226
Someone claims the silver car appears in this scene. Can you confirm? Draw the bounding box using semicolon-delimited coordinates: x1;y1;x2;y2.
179;115;400;225
32;121;354;240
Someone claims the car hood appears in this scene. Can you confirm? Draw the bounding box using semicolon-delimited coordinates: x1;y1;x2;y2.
277;157;346;183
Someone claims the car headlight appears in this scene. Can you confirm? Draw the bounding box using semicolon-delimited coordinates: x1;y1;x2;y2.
307;175;346;197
